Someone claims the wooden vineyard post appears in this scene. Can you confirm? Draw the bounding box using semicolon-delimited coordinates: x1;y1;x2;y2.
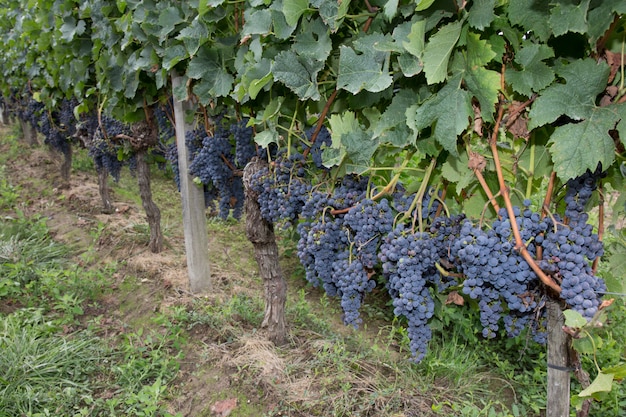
243;157;287;346
171;73;212;293
546;298;571;417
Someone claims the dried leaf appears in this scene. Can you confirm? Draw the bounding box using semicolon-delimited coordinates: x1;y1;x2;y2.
211;398;238;417
446;291;464;306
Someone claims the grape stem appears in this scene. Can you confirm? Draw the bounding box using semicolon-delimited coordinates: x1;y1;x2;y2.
592;183;605;274
490;99;561;294
302;89;338;160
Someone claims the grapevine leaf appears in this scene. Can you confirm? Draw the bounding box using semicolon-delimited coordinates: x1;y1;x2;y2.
176;18;209;57
158;6;184;40
337;45;392;94
198;0;226;17
528;59;610;130
468;0;495;30
255;129;279;148
464;67;500;123
269;6;296;40
507;0;551;42
398;53;423;77
409;76;472;155
162;44;188;70
422;20;462;84
548;105;620;181
603;363;626;380
563;309;587;328
403;20;426;58
587;0;626;47
549;0;590;37
243;8;272;36
272;50;323;101
578;372;614;398
371;89;416;148
186;47;219;79
415;0;436;12
282;0;309;27
60;17;86;42
466;32;497;68
442;151;472;189
505;44;555;97
606;249;626;294
313;0;350;33
326;111;378;173
293;18;332;62
383;0;399;21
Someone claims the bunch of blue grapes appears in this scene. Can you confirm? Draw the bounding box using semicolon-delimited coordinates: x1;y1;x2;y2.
296;176;369;294
453;204;546;339
165;143;181;190
379;225;439;362
251;152;312;227
154;105;175;142
231;119;256;167
85;116;132;181
539;168;606;320
305;125;332;169
188;127;244;220
185;128;205;162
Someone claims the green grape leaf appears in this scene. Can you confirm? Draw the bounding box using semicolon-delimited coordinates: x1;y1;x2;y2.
563;309;587;328
606;248;626;294
255;129;279;148
190;49;234;102
383;0;399;21
464;67;500;123
176;18;209;57
337;45;392;94
315;0;350;33
507;0;551;42
403;19;426;58
293;18;332;62
422;20;462;84
468;0;495;30
272;50;323;101
282;0;309;27
371;89;416;148
158;6;184;40
549;0;591;37
587;0;626;47
578;372;614;398
528;59;610;130
60;17;86;42
162;44;188;70
603;363;626;380
415;0;436;12
409;77;472;155
548;104;623;181
243;8;272;36
442;150;472;189
506;44;555;97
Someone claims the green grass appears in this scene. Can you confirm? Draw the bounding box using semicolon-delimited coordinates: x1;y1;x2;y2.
0;314;103;416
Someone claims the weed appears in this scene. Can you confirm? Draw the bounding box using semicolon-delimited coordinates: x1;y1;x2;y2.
0;315;104;416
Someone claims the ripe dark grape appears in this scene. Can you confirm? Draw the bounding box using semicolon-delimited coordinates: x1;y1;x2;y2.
305;125;332;169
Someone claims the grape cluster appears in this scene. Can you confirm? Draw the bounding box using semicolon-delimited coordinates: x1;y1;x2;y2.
231;119;256;167
251;152;311;227
538;168;606;320
305;125;332;169
188;127;244;220
165;143;180;190
379;225;439;361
